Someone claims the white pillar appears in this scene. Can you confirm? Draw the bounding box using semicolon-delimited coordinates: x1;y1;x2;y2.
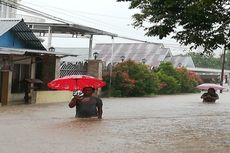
47;26;52;49
88;35;93;59
108;36;114;97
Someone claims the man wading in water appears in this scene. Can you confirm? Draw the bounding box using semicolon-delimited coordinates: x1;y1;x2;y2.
68;87;103;119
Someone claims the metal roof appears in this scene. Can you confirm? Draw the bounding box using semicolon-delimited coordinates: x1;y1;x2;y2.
171;55;195;68
25;22;118;37
93;43;172;67
55;47;89;62
0;18;46;50
187;67;230;73
0;47;78;57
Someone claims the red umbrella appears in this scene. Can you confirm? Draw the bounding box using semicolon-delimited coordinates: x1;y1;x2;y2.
196;83;225;90
47;75;106;91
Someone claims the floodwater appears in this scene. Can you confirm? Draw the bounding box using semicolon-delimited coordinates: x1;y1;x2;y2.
0;93;230;153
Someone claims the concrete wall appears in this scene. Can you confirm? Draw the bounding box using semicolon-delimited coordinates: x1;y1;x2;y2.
32;90;72;104
87;60;102;79
9;93;24;102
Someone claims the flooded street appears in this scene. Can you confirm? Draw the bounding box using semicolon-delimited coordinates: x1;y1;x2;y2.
0;93;230;153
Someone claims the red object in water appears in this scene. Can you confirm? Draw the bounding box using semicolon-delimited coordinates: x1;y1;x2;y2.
47;75;106;91
196;83;225;90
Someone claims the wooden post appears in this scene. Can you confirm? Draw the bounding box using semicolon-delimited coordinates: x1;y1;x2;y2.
1;71;10;105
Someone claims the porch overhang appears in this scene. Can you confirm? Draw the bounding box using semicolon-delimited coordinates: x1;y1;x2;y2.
0;47;78;58
25;22;118;37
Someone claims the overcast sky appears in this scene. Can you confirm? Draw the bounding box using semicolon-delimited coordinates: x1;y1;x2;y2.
19;0;222;56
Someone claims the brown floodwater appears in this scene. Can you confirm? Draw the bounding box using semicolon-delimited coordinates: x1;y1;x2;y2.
0;92;230;153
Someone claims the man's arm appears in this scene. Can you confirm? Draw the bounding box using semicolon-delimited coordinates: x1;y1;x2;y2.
97;106;103;119
96;98;103;119
212;94;219;100
201;93;207;99
68;97;77;108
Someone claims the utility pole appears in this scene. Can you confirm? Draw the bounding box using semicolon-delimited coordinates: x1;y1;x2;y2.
108;36;114;97
220;45;226;93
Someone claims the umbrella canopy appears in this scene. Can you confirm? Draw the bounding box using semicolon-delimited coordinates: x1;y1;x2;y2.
196;83;225;90
47;75;106;91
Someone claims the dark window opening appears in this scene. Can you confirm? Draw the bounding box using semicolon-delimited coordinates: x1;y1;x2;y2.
11;64;30;93
35;57;43;90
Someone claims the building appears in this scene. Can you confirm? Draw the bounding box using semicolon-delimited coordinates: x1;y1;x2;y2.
171;55;195;68
93;43;172;69
0;18;119;105
93;43;195;69
55;47;89;62
0;0;20;18
0;18;78;105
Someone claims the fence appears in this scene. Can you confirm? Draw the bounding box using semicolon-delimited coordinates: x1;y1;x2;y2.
60;61;87;77
60;61;114;77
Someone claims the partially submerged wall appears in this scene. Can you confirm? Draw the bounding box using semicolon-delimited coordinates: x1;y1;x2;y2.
32;90;72;104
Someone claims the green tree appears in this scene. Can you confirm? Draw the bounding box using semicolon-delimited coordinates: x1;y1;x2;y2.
188;52;222;69
117;0;230;53
156;62;178;77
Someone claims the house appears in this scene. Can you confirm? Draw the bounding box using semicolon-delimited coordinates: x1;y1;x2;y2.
95;43;193;69
93;43;173;69
171;55;195;68
0;19;78;105
0;19;117;105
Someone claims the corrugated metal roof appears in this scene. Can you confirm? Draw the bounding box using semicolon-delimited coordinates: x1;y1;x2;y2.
93;43;172;67
55;47;89;62
187;67;230;73
171;55;195;68
0;18;46;50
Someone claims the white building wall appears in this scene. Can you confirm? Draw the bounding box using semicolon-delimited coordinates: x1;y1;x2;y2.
0;0;20;18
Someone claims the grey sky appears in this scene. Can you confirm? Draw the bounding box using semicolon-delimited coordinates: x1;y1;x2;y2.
19;0;222;56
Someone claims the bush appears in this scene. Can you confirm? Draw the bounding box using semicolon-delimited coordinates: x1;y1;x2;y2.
102;60;159;97
155;62;201;94
156;70;180;94
176;67;202;93
102;61;202;96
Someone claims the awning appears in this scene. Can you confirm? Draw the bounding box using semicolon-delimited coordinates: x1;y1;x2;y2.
0;47;78;57
26;22;118;37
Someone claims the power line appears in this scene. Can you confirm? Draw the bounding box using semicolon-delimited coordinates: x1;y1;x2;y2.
1;0;186;47
15;1;165;44
0;0;72;24
23;1;131;20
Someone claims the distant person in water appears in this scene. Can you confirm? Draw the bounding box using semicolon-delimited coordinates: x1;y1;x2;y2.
201;88;219;103
68;87;103;119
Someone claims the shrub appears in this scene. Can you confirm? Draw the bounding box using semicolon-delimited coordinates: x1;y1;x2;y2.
155;62;201;94
176;67;202;93
102;60;159;97
156;70;180;94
